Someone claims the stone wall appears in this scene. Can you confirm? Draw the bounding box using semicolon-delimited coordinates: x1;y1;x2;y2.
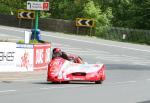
0;14;77;34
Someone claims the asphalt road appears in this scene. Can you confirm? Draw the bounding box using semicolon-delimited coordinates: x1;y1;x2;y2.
0;25;150;103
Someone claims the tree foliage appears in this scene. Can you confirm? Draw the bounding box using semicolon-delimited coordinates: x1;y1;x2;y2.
100;0;150;29
0;0;150;30
50;0;112;36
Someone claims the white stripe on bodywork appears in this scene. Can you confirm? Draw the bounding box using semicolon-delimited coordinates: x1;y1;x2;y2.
57;60;103;79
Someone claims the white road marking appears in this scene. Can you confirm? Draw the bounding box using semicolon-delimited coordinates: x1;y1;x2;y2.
12;78;45;82
110;81;137;85
146;79;150;81
52;43;70;47
0;34;10;37
95;53;150;66
96;57;121;62
0;26;25;32
0;33;23;39
0;26;150;65
102;81;138;87
0;26;150;53
0;90;16;93
66;50;91;53
87;49;110;54
42;34;150;53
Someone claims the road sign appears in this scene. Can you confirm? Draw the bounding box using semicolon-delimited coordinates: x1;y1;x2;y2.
76;18;95;27
17;10;35;19
27;1;49;11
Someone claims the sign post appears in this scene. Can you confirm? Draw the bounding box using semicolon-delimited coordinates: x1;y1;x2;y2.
35;1;39;40
27;0;49;40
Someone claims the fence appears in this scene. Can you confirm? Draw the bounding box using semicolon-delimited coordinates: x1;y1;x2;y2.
99;27;150;45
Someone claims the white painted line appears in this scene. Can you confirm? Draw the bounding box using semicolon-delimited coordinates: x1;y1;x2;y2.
87;49;110;54
0;34;10;37
40;85;88;90
1;26;150;53
111;81;137;85
42;34;150;53
80;54;100;56
0;26;25;32
0;78;45;82
146;79;150;81
96;57;121;62
132;62;150;66
0;33;23;39
52;43;70;47
66;50;90;53
0;90;16;93
11;78;45;82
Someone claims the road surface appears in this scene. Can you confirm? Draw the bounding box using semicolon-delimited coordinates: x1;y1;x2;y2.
0;25;150;103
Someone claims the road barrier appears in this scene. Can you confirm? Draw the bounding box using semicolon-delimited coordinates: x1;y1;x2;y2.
0;42;51;72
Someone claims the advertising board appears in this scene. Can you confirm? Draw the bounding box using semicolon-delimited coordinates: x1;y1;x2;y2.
0;42;51;72
0;42;16;72
16;44;34;71
33;43;51;70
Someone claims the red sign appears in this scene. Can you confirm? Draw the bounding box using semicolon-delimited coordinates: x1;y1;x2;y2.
43;2;49;10
33;43;51;70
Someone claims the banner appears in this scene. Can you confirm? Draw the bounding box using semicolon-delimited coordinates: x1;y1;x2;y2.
0;42;51;72
0;42;16;72
16;44;34;71
33;43;51;70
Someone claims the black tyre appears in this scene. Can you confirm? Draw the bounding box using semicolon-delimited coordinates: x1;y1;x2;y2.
95;80;102;84
51;81;60;84
61;81;69;84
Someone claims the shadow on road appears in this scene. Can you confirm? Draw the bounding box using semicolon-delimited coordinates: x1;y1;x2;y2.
137;100;150;103
32;81;97;85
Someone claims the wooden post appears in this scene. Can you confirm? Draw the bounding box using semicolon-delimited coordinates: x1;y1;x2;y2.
90;27;92;36
31;19;34;29
77;26;79;35
18;18;21;27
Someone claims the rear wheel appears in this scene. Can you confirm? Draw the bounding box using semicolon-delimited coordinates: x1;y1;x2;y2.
95;80;102;84
61;81;69;84
51;81;59;84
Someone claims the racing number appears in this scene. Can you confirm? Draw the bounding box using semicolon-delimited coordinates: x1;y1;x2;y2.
0;52;15;61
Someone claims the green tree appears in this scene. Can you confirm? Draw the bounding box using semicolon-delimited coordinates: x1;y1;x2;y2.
81;0;112;36
0;0;26;15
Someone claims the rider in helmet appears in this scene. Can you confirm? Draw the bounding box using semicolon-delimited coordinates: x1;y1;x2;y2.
52;48;84;64
52;48;68;60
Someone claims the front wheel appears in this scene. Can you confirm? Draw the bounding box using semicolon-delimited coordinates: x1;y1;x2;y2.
95;80;102;84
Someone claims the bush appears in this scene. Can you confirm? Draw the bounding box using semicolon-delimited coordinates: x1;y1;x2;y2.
18;39;39;44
